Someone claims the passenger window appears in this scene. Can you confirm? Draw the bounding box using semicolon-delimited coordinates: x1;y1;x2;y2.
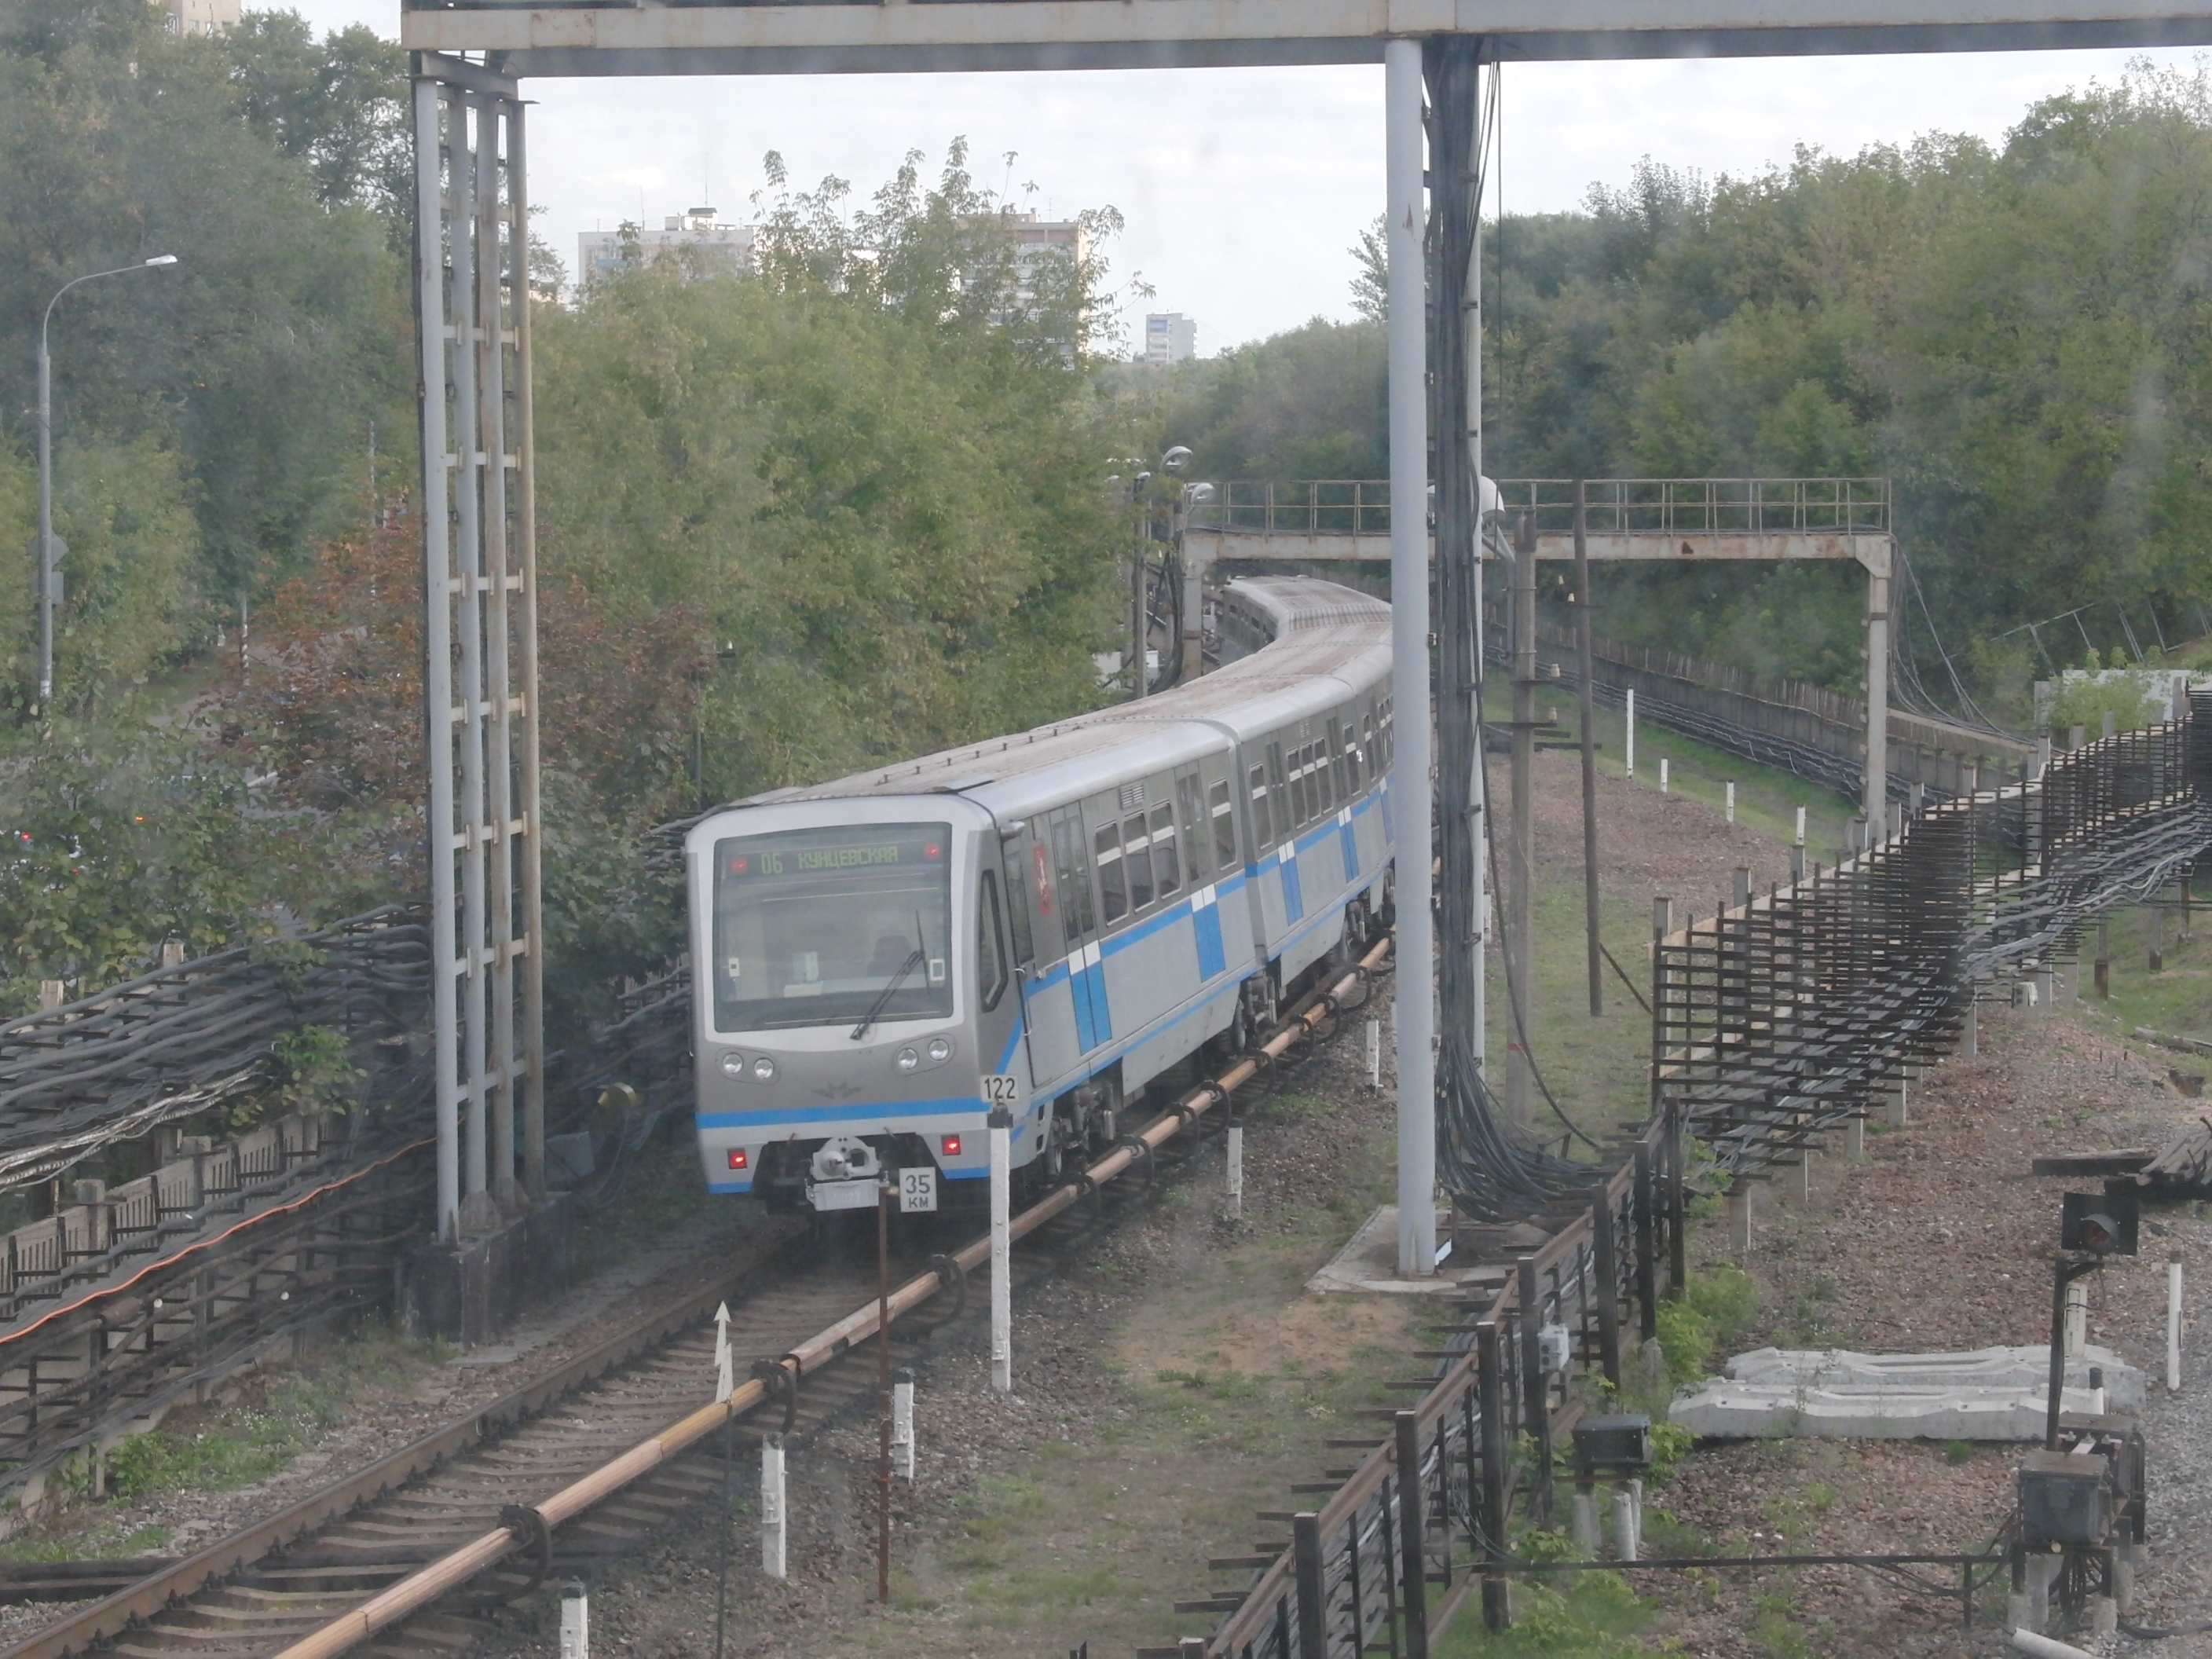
1095;822;1128;924
1344;727;1362;792
1268;745;1288;838
1248;764;1271;846
1001;846;1035;966
1177;775;1209;882
1292;745;1313;826
977;871;1009;1011
1122;814;1155;911
1150;804;1180;896
1316;738;1335;812
1210;780;1238;870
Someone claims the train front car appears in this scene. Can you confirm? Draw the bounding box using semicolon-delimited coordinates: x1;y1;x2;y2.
686;797;1014;1215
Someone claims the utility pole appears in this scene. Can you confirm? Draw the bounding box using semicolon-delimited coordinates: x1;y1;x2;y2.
1573;480;1602;1017
35;255;178;713
1507;509;1538;1130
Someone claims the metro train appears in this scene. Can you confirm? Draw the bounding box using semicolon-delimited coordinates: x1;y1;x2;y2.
685;574;1395;1214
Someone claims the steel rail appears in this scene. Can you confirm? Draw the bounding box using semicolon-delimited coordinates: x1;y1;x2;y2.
261;935;1394;1659
0;1220;808;1659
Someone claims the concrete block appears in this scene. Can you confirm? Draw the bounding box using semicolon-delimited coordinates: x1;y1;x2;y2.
1669;1345;2145;1441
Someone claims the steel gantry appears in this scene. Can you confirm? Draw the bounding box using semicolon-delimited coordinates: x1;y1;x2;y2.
402;0;2212;1291
412;63;544;1244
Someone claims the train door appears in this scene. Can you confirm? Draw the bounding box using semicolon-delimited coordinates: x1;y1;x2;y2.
1046;804;1111;1056
974;848;1023;1089
1328;715;1359;883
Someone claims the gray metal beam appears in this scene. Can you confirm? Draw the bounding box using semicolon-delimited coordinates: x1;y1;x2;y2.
401;0;2212;76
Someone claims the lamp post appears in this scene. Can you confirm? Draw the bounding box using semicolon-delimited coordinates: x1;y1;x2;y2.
35;255;178;712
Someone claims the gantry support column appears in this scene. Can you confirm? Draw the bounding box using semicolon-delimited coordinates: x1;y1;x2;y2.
1386;37;1436;1279
413;58;545;1247
1862;541;1892;835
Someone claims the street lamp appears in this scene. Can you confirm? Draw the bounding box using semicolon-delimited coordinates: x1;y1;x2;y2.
35;255;178;712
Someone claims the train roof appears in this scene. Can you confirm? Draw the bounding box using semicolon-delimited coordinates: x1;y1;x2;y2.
726;576;1390;825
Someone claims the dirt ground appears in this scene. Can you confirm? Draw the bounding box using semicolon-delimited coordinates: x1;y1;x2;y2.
1642;1001;2212;1659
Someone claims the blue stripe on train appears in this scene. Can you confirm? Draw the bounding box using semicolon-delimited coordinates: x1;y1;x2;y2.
1339;819;1358;882
1280;851;1304;922
1193;903;1225;979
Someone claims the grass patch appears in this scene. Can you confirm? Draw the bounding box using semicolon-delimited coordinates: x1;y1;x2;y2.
1654;1266;1760;1390
0;1519;173;1563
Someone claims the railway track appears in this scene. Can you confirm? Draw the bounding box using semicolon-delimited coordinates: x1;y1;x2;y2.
2;938;1390;1659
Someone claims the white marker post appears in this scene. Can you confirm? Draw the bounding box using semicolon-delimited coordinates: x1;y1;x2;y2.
1364;1016;1381;1093
1725;781;1736;823
988;1104;1012;1393
760;1434;787;1579
1624;688;1635;779
1225;1122;1244;1221
1794;805;1807;847
892;1366;916;1479
1658;759;1670;795
559;1582;589;1659
2170;1254;2185;1393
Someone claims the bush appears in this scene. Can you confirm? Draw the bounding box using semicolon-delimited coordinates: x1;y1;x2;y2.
1654;1265;1760;1390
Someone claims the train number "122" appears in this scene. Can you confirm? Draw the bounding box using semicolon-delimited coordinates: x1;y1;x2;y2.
981;1073;1022;1108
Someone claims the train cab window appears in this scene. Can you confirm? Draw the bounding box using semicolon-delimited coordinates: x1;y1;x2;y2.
1149;804;1181;897
1121;814;1155;911
1095;822;1129;924
976;870;1009;1011
1210;780;1239;869
1176;774;1210;883
1248;764;1272;846
1001;844;1035;967
710;821;953;1033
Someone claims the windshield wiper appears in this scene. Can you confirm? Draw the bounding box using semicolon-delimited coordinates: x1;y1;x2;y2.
851;947;925;1041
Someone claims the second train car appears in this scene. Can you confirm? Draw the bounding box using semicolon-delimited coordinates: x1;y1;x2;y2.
687;574;1393;1214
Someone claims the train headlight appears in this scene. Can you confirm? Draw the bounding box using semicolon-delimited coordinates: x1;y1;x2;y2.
752;1056;777;1082
925;1037;953;1064
895;1046;921;1073
719;1052;746;1079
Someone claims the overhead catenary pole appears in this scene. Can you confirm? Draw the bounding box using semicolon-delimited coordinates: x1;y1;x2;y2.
1863;548;1891;832
415;78;462;1244
1574;480;1602;1017
1386;35;1435;1279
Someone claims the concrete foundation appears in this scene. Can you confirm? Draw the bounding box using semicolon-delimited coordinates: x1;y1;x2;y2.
401;1193;576;1346
1727;1186;1753;1254
1885;1079;1909;1126
1846;1115;1866;1160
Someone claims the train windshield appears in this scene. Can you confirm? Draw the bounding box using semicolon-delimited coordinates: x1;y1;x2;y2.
712;822;955;1032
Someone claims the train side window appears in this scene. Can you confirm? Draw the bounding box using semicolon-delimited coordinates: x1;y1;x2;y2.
1121;814;1155;910
977;870;1010;1011
1176;773;1210;882
1342;720;1362;791
1268;744;1288;837
1362;714;1376;780
1149;804;1181;897
1248;764;1271;846
1210;780;1239;869
1286;745;1306;827
1051;813;1096;939
1095;822;1129;924
1316;734;1336;812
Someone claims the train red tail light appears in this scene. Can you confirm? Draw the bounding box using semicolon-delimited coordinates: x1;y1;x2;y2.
941;1134;961;1157
727;1148;749;1170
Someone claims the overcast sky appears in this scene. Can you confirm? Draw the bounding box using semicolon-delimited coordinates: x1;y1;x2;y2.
281;1;2199;352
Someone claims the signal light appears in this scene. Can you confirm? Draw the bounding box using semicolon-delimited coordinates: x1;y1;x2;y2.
941;1134;961;1157
727;1148;749;1170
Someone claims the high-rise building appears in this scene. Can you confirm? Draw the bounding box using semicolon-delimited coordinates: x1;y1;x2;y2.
164;0;239;34
576;208;756;295
1143;313;1197;366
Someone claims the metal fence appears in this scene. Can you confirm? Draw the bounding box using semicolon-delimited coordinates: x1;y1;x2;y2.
1656;695;2210;1182
1189;478;1892;541
0;906;432;1193
1153;1118;1683;1657
1156;693;2209;1657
